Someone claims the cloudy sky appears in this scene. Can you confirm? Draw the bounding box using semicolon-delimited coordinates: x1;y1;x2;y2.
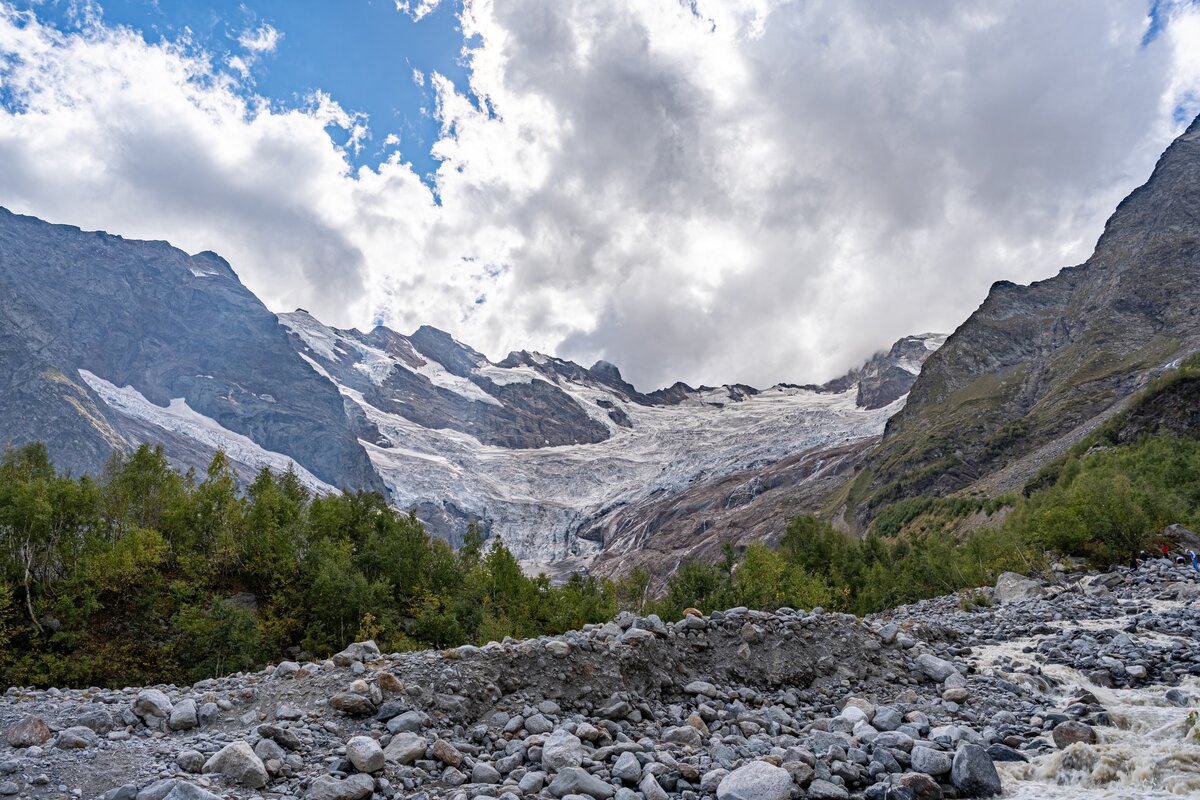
2;0;1200;390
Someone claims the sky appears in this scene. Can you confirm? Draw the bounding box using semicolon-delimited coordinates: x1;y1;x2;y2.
2;1;1200;391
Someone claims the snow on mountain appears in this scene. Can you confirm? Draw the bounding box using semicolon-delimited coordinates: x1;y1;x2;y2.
279;310;943;572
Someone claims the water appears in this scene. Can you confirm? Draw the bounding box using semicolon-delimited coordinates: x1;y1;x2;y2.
970;604;1200;798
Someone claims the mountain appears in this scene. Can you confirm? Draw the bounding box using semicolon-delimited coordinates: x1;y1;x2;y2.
845;116;1200;525
280;309;943;573
0;208;382;493
0;205;942;572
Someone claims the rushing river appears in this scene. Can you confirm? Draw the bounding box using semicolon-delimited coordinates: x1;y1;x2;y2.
970;603;1200;798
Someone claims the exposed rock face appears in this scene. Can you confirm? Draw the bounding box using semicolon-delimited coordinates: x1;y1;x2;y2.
0;208;381;493
852;116;1200;523
816;334;948;409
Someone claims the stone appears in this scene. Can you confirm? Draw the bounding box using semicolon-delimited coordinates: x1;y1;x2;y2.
432;738;464;767
133;689;173;720
994;572;1047;603
612;751;642;784
639;773;668;800
383;732;426;764
715;761;792;800
202;741;269;789
305;774;375;800
169;699;198;731
471;762;502;784
329;692;376;716
910;746;951;776
807;779;851;800
176;750;206;773
332;640;381;666
545;640;571;657
387;709;425;733
76;708;115;734
55;726;99;749
546;766;615;799
161;784;223;800
346;735;385;773
1052;721;1098;749
915;653;959;682
5;715;51;748
663;725;703;747
542;729;584;771
950;744;1002;797
897;772;943;800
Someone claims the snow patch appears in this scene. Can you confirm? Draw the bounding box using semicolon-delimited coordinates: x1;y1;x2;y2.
78;369;335;494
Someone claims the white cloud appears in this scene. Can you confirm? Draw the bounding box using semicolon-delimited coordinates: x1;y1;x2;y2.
395;1;443;22
2;1;1200;390
238;22;281;54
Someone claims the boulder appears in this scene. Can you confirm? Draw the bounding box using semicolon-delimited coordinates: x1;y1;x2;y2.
994;572;1047;603
169;699;198;731
915;653;959;682
55;726;100;749
331;640;381;666
345;736;385;773
546;766;614;799
542;729;584;771
5;715;51;748
329;692;376;716
202;741;269;788
1052;721;1098;749
383;732;426;764
133;689;173;720
716;761;792;800
910;746;952;776
305;774;374;800
950;744;1002;797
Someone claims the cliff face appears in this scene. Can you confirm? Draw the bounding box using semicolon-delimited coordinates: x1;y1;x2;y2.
849;117;1200;522
0;208;382;491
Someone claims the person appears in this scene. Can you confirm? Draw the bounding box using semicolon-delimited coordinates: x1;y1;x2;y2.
1190;550;1199;573
1162;543;1171;559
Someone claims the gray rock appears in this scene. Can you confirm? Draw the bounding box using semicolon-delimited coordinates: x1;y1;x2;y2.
546;766;614;799
612;751;642;785
542;729;584;771
176;750;206;774
910;746;951;777
471;762;502;784
994;572;1046;603
1052;721;1098;749
55;726;100;749
169;699;198;731
915;653;959;682
202;741;269;788
383;732;426;764
305;774;375;800
133;689;173;720
806;779;850;800
639;773;668;800
329;692;376;716
716;761;792;800
346;735;385;773
161;784;223;800
950;744;1002;797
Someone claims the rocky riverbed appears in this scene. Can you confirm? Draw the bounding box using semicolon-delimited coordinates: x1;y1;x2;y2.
3;559;1200;800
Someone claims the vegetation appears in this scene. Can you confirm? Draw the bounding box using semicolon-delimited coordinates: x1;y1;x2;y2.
0;443;645;689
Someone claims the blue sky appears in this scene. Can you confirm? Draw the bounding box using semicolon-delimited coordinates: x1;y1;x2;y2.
10;0;470;178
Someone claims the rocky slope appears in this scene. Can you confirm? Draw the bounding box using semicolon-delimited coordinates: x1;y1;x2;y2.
3;556;1199;799
847;116;1200;525
0;208;381;494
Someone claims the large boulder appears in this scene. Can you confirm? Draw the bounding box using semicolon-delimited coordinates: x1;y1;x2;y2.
202;741;269;788
332;641;381;666
1052;721;1098;749
910;746;952;776
133;689;173;720
383;732;426;764
951;744;1002;798
55;726;100;749
305;774;374;800
169;699;198;731
541;729;584;771
716;761;792;800
345;736;384;773
5;715;51;748
915;653;959;682
994;572;1047;603
546;766;614;799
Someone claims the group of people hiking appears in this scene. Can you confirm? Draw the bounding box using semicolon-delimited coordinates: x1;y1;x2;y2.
1133;542;1200;571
